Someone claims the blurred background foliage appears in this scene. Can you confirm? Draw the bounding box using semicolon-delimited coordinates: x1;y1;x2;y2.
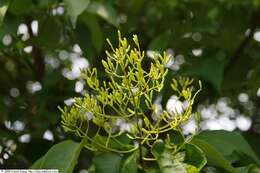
1;0;260;171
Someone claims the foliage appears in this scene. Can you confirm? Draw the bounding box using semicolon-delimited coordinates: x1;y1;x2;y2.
30;140;83;173
33;34;260;173
58;33;204;172
61;32;199;152
1;0;260;172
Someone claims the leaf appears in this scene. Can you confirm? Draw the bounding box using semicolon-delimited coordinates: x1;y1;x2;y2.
191;138;237;173
0;0;9;25
31;157;44;168
121;152;138;173
0;14;20;39
8;0;33;15
30;140;83;173
151;141;187;173
93;153;122;173
148;30;171;52
86;2;119;27
79;12;104;51
185;144;207;171
64;0;90;28
236;164;260;173
144;168;161;173
34;17;64;48
243;132;260;161
183;55;225;91
197;130;260;166
168;130;185;145
74;22;95;58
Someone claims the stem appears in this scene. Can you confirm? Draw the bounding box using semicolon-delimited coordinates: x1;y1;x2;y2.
224;8;260;76
139;140;145;169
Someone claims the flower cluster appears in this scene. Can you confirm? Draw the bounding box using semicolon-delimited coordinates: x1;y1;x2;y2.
60;32;201;153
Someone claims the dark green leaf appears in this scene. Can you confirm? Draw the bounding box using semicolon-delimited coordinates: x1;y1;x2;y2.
35;17;64;48
185;143;207;171
197;130;260;166
183;56;225;91
121;152;138;173
148;30;171;52
79;12;103;51
93;153;122;173
192;138;237;173
8;0;33;15
168;130;185;145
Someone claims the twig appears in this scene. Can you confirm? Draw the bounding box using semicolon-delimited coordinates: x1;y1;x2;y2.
224;8;260;76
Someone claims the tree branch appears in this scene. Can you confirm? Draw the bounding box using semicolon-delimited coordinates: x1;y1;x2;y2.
26;19;45;84
224;9;260;76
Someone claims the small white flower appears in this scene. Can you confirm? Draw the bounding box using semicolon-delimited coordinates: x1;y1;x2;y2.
238;93;249;103
166;95;184;115
235;115;252;131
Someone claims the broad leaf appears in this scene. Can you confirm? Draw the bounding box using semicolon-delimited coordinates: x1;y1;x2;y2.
121;152;138;173
79;12;103;51
168;130;185;145
93;153;122;173
148;30;171;52
185;143;207;171
236;164;260;173
35;17;64;48
30;140;83;173
183;56;225;91
197;130;260;166
192;138;237;173
8;0;33;15
64;0;90;28
86;2;119;27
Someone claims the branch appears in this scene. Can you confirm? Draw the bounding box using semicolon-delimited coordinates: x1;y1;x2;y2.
26;19;45;83
224;9;260;76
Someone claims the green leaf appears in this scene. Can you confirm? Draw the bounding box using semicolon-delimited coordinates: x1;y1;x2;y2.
144;168;161;173
236;164;260;173
34;17;64;48
30;140;83;173
0;0;9;25
148;30;171;52
151;141;165;157
30;157;44;169
8;0;33;15
93;153;122;173
243;132;260;161
86;2;119;27
191;138;237;173
74;22;95;58
185;144;207;171
64;0;90;28
168;130;185;145
121;152;138;173
79;12;103;51
197;130;260;166
183;56;225;91
0;14;20;39
151;141;187;173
